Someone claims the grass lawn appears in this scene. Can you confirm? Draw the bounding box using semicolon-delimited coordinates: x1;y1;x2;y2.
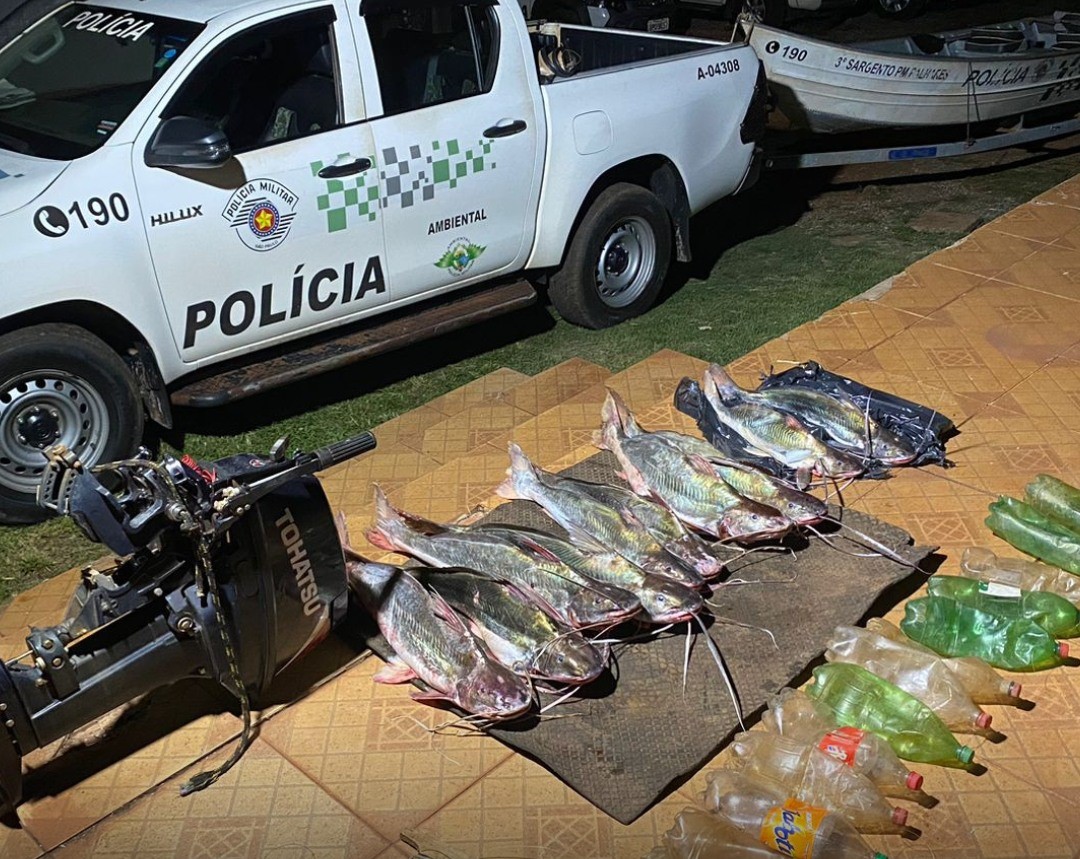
2;146;1079;607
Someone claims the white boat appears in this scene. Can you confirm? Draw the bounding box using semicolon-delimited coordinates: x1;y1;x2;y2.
748;13;1080;134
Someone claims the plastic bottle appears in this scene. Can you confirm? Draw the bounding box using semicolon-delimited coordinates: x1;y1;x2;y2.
647;807;795;859
927;574;1080;639
1025;473;1080;536
704;770;888;859
808;663;975;767
825;624;991;733
866;618;1023;703
762;688;924;799
901;596;1069;672
728;732;910;835
962;546;1080;608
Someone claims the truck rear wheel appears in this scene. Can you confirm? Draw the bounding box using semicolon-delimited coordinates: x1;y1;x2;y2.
549;183;671;329
875;0;926;18
0;325;144;524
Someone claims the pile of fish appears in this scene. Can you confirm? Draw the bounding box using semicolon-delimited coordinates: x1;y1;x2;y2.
676;362;953;486
348;365;948;722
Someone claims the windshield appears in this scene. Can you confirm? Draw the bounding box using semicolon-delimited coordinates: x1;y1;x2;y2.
0;5;203;160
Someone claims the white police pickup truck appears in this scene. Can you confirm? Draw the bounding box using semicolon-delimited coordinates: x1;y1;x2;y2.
0;0;762;521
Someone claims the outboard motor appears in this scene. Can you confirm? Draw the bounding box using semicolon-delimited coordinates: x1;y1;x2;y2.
0;431;376;816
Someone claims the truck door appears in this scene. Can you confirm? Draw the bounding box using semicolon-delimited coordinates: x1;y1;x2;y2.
356;0;542;300
133;4;388;363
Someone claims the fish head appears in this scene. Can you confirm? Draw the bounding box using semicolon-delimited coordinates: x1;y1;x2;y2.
772;489;829;526
722;501;792;542
869;429;918;465
567;582;641;628
665;539;727;580
818;449;866;479
638;552;707;589
532;637;606;685
638;576;704;624
459;661;534;720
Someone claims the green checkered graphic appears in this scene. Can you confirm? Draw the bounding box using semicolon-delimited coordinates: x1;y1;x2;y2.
427;138;495;195
311;154;380;233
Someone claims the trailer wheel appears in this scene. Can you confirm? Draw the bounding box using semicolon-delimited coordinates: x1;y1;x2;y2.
0;325;144;524
549;183;671;329
738;0;786;27
875;0;926;19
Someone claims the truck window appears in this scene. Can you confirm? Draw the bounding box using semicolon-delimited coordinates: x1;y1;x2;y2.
0;5;202;160
162;8;341;153
365;1;499;116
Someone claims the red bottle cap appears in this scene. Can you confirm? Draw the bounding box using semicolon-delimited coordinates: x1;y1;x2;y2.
906;771;924;791
891;806;908;827
1058;642;1070;659
976;712;993;729
1008;681;1022;698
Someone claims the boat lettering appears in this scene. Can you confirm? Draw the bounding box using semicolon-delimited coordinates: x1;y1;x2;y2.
962;65;1030;88
834;55;948;81
1040;76;1080;103
780;45;807;63
697;58;740;80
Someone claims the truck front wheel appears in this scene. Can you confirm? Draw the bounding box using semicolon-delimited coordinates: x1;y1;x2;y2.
0;324;144;524
549;183;672;329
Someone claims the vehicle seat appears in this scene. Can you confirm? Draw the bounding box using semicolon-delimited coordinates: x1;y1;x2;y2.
260;42;338;142
377;28;440;114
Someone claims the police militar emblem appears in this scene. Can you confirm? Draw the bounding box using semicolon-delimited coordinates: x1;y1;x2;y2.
435;237;486;277
222;178;298;251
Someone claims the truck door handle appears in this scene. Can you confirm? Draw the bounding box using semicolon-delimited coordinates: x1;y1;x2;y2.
483;119;527;138
317;157;372;178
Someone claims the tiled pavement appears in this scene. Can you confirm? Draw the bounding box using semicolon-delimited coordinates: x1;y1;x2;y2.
5;178;1080;856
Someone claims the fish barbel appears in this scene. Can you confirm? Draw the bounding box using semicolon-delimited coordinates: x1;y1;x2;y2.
366;486;641;629
481;525;705;624
414;567;606;685
346;560;533;719
702;365;865;481
710;364;916;465
496;444;705;588
596;390;792;541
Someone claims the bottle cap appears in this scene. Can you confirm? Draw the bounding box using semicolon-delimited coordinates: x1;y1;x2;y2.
957;745;975;765
1008;681;1022;698
891;806;908;827
906;771;924;791
1058;641;1070;659
976;712;993;729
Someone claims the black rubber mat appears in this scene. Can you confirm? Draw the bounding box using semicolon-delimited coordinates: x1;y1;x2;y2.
365;450;932;824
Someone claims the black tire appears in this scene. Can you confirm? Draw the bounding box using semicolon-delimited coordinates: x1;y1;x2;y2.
738;0;786;27
0;0;68;48
548;183;672;329
874;0;927;19
0;324;144;525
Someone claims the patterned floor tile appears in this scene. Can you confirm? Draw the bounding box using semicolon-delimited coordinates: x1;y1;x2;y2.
46;739;389;859
1032;176;1080;211
930;230;1050;279
994;245;1080;304
986;199;1080;244
366;406;449;457
405;753;696;859
18;683;242;850
565;350;709;414
423;368;530;417
323;450;441;532
259;656;512;845
873;262;987;318
503;358;612;416
0;567;83;661
418;403;533;465
0;826;41;859
395;444;513;524
486;403;609;472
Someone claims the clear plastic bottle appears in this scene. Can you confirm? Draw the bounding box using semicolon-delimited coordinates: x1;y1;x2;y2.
901;596;1069;672
826;624;991;733
728;732;911;835
648;807;793;859
762;688;924;799
961;547;1080;608
867;618;1023;703
808;663;975;767
704;770;888;859
927;574;1080;639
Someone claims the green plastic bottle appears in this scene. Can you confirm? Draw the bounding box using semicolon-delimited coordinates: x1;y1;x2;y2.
807;663;974;768
927;575;1080;639
901;596;1069;672
1025;474;1080;537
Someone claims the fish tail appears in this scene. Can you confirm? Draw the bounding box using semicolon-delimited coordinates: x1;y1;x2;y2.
496;442;540;501
602;388;644;437
705;363;742;399
366;485;409;551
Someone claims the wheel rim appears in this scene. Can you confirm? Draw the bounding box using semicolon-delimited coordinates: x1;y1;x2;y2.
880;0;909;11
742;0;768;23
0;369;111;494
595;216;657;309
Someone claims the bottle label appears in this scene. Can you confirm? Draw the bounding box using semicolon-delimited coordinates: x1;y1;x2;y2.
818;726;865;766
760;799;828;858
978;580;1022;598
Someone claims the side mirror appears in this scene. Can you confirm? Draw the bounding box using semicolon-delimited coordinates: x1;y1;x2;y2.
145;117;231;169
